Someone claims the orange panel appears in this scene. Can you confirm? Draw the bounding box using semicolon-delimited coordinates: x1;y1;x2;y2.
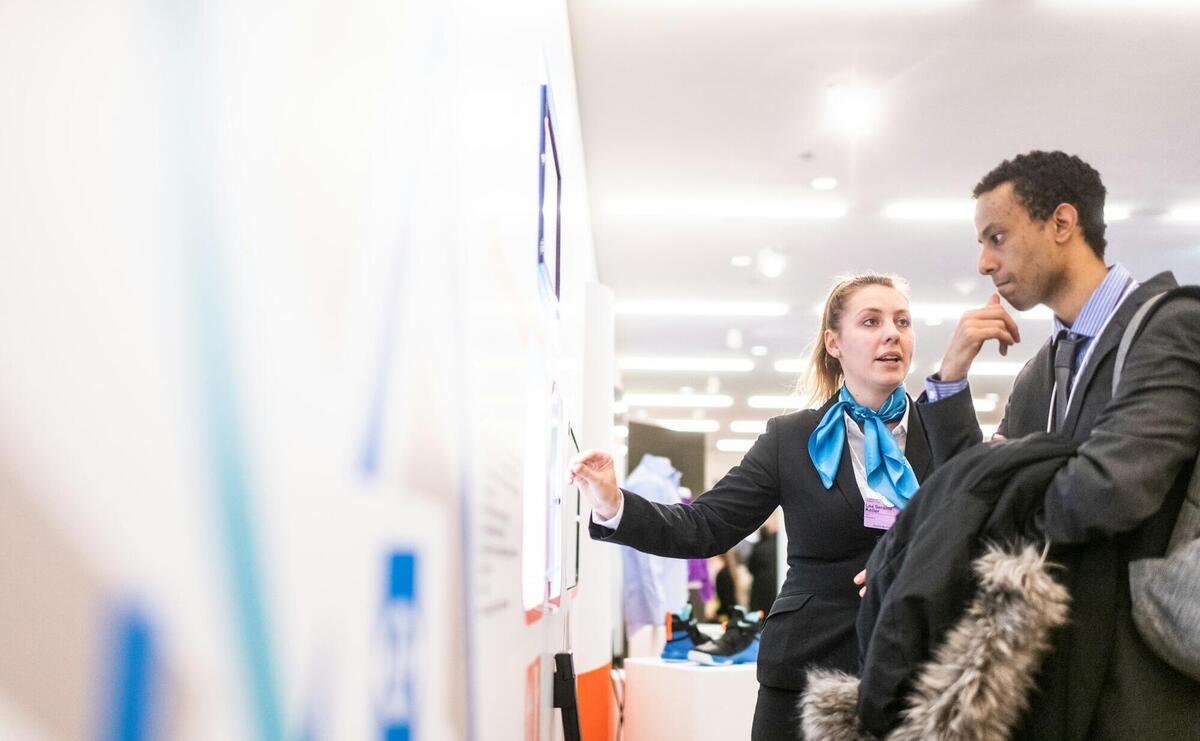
577;661;614;741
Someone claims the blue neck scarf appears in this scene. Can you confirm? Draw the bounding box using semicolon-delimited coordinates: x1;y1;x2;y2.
807;385;918;510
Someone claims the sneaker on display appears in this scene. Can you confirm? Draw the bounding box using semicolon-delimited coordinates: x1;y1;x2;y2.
687;606;762;666
660;603;707;662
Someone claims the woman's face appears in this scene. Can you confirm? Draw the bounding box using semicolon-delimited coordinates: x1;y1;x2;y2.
824;284;914;403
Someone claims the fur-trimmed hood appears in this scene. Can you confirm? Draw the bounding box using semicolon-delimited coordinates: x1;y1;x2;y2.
800;544;1070;741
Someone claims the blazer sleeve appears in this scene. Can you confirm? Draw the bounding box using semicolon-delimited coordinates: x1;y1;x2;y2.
588;416;783;559
1045;298;1200;543
915;384;983;466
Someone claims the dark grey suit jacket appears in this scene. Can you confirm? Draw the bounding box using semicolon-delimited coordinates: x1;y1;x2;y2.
590;388;979;692
999;272;1200;740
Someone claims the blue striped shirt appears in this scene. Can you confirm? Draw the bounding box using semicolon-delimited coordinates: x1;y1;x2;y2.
1050;263;1137;377
925;263;1137;401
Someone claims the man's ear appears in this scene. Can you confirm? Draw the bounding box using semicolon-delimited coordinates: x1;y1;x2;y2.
824;328;840;358
1052;202;1079;244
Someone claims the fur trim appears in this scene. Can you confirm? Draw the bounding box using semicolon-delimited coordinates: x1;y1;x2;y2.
800;544;1071;740
800;670;867;741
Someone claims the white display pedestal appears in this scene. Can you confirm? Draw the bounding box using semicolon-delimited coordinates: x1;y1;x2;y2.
623;657;758;740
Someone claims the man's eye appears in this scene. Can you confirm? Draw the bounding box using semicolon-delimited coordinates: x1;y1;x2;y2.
991;233;1004;245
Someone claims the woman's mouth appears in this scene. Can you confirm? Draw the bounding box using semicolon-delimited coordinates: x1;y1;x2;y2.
876;352;903;365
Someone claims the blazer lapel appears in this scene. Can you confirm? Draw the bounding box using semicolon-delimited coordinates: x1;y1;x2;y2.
832;435;864;514
905;396;934;482
1063;273;1179;433
808;394;866;514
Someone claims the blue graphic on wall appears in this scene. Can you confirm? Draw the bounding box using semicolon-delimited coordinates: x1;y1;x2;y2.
100;608;158;741
372;551;418;741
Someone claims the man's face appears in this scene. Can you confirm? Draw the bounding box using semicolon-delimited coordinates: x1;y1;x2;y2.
974;181;1062;311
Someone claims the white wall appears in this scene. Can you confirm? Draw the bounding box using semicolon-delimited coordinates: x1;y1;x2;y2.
0;0;608;739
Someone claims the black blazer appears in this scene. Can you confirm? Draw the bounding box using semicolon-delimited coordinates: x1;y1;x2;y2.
999;272;1200;741
590;387;979;691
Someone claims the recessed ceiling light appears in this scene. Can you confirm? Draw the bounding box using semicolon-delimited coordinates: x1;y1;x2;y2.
716;438;755;453
750;345;769;357
952;279;979;296
811;177;839;191
613;425;629;439
616;300;789;317
1168;205;1200;221
973;397;998;413
825;83;879;137
748;395;803;409
725;328;743;350
929;361;1023;377
650;419;721;433
607;198;847;220
731;255;753;267
730;420;769;434
1105;204;1132;222
757;248;787;279
618;357;755;372
624;393;734;408
884;201;974;221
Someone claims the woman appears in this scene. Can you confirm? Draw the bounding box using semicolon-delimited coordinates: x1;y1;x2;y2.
568;274;980;741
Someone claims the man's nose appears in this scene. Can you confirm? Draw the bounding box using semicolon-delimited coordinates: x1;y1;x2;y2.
977;250;997;276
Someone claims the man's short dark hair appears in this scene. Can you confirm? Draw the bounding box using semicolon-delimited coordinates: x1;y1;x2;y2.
973;150;1108;258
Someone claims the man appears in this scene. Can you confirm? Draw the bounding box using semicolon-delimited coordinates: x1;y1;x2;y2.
927;150;1200;739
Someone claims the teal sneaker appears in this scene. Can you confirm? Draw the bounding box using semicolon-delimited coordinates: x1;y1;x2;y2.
687;606;762;665
661;604;706;662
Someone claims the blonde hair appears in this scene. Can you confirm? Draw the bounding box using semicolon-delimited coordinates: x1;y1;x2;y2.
797;272;911;408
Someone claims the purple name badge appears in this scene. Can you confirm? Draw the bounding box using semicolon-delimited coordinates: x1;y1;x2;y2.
864;498;898;530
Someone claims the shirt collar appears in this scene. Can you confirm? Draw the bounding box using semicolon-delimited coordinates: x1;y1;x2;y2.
1051;263;1135;339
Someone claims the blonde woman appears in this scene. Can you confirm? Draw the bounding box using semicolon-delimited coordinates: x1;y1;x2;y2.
569;274;982;740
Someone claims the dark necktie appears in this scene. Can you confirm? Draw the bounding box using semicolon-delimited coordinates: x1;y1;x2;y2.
1053;330;1082;431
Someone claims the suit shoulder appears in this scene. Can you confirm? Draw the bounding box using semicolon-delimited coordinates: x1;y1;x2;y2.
770;407;823;433
1138;293;1200;346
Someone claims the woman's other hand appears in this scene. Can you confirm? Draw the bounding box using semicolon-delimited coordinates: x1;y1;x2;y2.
854;569;867;598
567;450;623;520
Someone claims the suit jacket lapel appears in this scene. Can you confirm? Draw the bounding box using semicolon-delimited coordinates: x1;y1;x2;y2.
905;396;934;482
808;394;865;514
832;434;864;514
1063;273;1179;434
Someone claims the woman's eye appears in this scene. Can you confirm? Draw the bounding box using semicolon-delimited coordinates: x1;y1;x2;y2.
897;318;911;328
863;318;878;327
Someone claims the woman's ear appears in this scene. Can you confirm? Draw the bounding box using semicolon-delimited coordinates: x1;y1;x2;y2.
824;328;840;358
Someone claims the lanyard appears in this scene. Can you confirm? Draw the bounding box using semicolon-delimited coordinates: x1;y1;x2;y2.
1044;280;1138;433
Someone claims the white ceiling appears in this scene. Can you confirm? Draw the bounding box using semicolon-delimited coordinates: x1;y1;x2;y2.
567;0;1200;481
